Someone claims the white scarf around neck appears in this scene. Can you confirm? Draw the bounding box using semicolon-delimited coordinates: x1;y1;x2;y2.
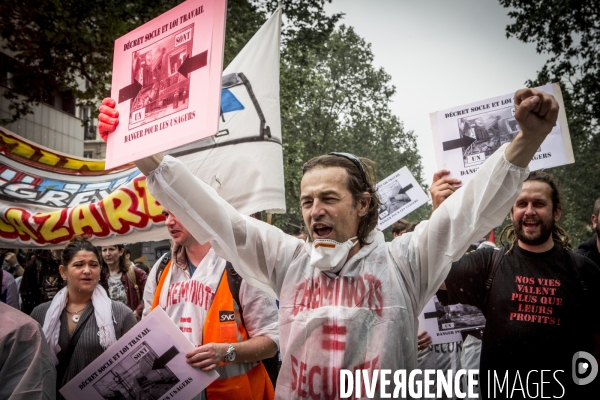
42;285;117;365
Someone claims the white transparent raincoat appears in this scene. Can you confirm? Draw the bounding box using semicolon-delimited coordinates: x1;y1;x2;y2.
0;302;56;399
146;144;528;399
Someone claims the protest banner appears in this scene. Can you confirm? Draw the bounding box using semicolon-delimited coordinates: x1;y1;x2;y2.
419;295;485;345
60;307;218;400
0;127;168;248
376;167;429;230
430;83;573;184
106;0;227;168
0;9;285;248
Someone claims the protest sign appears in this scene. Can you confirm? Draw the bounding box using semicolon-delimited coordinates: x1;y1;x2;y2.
376;167;429;230
106;0;227;168
430;83;573;184
419;295;485;345
60;307;218;400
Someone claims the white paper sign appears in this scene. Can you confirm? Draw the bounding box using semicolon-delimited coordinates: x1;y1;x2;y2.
430;83;574;184
418;295;485;345
60;307;218;400
376;167;429;230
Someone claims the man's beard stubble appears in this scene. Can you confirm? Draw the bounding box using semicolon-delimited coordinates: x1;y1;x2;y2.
513;216;555;247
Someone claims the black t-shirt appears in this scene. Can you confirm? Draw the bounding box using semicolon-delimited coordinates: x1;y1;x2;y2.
443;243;600;399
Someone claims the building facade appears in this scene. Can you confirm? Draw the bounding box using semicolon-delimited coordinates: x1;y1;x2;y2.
0;51;86;156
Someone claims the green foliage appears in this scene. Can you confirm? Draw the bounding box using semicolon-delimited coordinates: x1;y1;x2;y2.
500;0;599;125
544;88;600;247
224;0;267;67
500;0;600;245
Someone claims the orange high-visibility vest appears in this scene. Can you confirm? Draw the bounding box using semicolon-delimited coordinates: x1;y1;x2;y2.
152;260;274;400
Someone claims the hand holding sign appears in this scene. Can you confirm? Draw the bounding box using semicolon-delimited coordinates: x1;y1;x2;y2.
186;343;228;371
98;98;119;141
59;308;218;400
429;169;461;211
97;101;165;175
417;331;432;351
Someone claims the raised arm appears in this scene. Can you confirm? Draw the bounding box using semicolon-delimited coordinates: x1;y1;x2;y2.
390;88;559;313
145;156;302;298
98;99;300;298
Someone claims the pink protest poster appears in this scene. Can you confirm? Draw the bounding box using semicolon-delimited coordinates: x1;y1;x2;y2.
106;0;226;169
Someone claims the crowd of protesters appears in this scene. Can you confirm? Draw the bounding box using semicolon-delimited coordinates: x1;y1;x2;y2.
1;87;599;400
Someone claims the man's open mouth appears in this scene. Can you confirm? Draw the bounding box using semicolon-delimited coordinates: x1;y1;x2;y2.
312;224;333;238
522;220;540;229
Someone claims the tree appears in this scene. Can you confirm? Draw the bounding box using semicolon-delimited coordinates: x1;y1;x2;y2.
500;0;599;125
499;0;600;245
273;24;429;234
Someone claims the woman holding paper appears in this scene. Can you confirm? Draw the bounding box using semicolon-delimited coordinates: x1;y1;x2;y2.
31;237;137;399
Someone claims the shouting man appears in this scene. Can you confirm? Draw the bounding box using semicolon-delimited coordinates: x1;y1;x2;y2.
99;88;559;398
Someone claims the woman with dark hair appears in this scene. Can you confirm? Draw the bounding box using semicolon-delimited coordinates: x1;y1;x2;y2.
31;237;136;399
101;245;147;320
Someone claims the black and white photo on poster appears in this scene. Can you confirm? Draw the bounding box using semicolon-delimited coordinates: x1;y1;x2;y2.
432;296;485;333
379;181;412;218
375;166;429;231
92;341;180;400
129;24;195;129
430;83;574;184
457;106;520;168
418;295;484;345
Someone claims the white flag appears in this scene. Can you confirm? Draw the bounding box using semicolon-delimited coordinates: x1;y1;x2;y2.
167;7;285;215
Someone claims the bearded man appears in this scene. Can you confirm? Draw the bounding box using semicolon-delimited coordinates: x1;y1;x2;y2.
439;171;600;399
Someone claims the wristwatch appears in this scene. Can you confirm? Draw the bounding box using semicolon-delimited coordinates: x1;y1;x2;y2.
224;343;236;362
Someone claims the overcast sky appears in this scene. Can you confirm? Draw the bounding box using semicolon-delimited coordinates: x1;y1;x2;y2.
324;0;548;185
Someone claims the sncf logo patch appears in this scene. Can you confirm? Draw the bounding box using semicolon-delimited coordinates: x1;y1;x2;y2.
219;311;235;322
